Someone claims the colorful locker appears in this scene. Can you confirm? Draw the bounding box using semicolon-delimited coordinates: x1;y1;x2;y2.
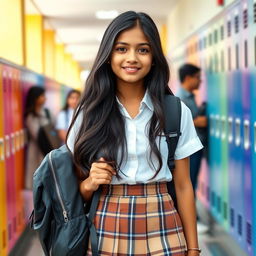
241;0;253;255
3;65;17;251
250;0;256;254
0;64;8;255
228;4;245;249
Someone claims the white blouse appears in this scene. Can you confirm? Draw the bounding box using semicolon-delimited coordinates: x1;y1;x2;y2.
67;91;203;184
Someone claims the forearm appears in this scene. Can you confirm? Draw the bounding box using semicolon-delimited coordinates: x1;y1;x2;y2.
79;179;94;202
176;184;199;249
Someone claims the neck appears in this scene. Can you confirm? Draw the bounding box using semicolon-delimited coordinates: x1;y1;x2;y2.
181;82;193;93
116;81;146;104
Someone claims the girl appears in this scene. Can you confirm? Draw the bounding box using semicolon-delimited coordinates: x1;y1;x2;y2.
67;11;203;256
24;86;48;189
56;89;81;142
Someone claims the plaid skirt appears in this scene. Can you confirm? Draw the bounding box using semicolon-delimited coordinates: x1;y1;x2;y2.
87;182;187;255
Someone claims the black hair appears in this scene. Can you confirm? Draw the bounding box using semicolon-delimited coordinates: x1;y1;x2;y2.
62;89;81;111
24;86;45;117
178;63;201;83
67;11;173;180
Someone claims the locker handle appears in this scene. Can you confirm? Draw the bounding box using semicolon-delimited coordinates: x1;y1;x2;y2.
228;117;233;143
235;118;241;146
243;120;250;150
215;115;220;138
0;138;4;161
15;131;20;151
221;116;226;140
11;133;15;154
5;135;10;158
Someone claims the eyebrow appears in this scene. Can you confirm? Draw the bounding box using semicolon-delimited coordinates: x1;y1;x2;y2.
115;42;151;47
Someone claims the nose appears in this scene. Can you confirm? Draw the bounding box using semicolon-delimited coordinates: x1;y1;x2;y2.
126;49;138;63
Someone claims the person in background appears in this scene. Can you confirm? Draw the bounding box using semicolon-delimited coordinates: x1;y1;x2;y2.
56;89;81;143
176;63;208;233
24;86;49;190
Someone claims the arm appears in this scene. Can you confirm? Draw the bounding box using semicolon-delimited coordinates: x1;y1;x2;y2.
173;157;200;256
193;116;207;128
57;130;67;142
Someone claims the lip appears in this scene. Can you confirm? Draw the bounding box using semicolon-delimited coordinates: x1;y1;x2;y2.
122;66;141;73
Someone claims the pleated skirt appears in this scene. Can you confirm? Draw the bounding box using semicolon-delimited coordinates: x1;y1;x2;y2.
87;182;187;255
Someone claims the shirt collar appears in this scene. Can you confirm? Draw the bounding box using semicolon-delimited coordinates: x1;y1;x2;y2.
116;90;154;112
180;86;194;98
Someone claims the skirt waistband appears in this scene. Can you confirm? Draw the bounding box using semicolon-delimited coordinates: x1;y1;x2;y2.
101;182;168;196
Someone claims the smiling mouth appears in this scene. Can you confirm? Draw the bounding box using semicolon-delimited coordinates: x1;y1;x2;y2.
122;67;140;73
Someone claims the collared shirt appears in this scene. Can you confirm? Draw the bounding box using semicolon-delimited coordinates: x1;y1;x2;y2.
67;91;203;184
56;108;74;131
176;87;199;119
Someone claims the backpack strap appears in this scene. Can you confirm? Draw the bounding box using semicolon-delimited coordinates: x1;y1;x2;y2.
44;108;51;122
163;95;182;172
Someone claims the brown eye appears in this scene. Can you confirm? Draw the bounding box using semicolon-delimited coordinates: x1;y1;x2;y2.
138;48;150;54
116;47;127;53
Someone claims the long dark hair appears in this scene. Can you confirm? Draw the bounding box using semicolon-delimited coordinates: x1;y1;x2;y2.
67;11;173;179
62;89;81;111
24;86;45;117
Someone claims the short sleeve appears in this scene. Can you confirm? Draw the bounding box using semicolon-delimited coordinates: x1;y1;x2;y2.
174;102;203;160
66;112;83;153
56;111;66;130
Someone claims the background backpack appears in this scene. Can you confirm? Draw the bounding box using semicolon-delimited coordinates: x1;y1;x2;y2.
164;95;182;210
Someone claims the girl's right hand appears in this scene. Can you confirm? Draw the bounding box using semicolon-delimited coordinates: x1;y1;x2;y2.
80;157;116;194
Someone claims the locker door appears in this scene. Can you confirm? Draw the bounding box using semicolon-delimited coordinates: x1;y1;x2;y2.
241;1;253;255
3;65;17;252
0;64;8;256
250;0;256;255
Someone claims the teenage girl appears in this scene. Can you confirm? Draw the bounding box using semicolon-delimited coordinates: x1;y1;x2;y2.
67;11;203;256
56;89;81;142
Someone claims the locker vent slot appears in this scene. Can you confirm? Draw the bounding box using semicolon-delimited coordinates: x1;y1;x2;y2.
244;40;248;68
220;25;224;40
238;215;242;235
215;53;219;72
235;15;239;33
243;9;248;29
230;208;235;227
236;44;239;70
214;29;218;44
14;217;17;233
223;202;228;220
217;196;221;213
207;186;210;202
209;33;212;46
227;20;231;37
246;222;252;245
254;3;256;23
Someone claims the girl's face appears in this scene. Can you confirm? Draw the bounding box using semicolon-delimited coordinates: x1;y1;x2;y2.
110;25;153;87
36;93;46;107
67;92;80;109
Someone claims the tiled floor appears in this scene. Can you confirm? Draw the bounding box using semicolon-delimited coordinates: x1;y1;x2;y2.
10;222;249;256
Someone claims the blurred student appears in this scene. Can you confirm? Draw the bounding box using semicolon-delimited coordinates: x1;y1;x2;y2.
176;64;208;233
56;89;81;143
24;86;49;190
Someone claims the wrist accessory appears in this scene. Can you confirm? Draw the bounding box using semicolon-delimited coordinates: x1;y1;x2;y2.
187;248;201;253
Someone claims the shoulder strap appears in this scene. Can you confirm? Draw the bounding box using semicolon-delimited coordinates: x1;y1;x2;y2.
163;95;182;172
44;108;51;122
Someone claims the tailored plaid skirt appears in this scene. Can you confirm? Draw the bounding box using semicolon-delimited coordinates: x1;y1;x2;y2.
87;182;187;256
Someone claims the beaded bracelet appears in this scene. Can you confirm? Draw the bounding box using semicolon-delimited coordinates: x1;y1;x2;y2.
187;248;202;253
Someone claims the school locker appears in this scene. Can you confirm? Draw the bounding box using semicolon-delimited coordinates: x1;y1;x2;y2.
0;64;8;256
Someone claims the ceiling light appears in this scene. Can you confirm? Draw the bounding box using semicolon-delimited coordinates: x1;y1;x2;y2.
95;10;118;20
